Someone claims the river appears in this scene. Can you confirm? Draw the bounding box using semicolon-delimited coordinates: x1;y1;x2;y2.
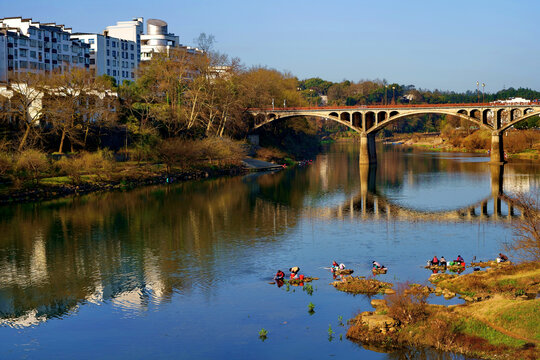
0;143;538;359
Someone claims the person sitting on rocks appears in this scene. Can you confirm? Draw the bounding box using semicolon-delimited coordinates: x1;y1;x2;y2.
339;263;346;270
372;261;383;269
274;270;285;281
455;255;465;265
431;255;439;266
497;253;509;263
289;266;300;278
331;261;339;273
439;256;447;268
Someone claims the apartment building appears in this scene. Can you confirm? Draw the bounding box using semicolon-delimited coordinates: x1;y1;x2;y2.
0;34;7;82
104;18;143;63
0;17;90;78
71;33;138;85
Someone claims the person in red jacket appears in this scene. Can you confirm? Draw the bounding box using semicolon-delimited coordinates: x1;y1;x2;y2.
274;270;285;281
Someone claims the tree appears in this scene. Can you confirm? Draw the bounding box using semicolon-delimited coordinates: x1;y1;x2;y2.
3;72;48;151
505;192;540;262
44;68;117;153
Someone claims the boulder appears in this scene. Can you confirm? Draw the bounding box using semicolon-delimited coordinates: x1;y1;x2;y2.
361;314;399;332
384;288;396;295
371;299;388;309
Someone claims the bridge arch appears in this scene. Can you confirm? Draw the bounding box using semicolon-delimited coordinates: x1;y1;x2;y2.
367;109;491;134
253;113;362;134
498;109;540;132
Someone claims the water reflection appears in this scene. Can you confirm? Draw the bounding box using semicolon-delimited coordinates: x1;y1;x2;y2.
314;163;524;222
0;142;537;334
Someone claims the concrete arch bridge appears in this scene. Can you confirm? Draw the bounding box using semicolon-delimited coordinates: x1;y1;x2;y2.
248;103;540;164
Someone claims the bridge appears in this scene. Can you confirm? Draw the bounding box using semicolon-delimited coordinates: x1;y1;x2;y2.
248;103;540;165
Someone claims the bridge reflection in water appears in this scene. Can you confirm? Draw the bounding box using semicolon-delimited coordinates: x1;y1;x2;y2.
313;164;520;222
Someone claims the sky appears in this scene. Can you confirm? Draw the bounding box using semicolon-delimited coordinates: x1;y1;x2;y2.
1;0;538;92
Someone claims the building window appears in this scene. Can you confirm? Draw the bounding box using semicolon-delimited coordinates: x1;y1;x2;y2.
112;42;116;48
113;70;116;76
130;44;134;51
131;53;134;60
30;51;37;59
89;39;95;44
20;49;27;57
106;49;110;56
107;69;110;75
19;61;28;69
107;59;110;66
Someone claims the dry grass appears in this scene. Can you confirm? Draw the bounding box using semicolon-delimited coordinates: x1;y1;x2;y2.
255;146;287;162
333;276;393;294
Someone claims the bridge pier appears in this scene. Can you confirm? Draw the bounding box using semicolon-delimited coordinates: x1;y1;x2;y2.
490;132;505;164
360;133;377;165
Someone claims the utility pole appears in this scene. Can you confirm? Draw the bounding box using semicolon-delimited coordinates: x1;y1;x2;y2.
476;81;479;103
283;99;286;108
392;86;396;105
272;98;274;110
385;85;388;106
482;83;485;104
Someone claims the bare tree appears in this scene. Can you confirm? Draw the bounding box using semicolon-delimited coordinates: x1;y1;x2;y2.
44;68;116;153
4;72;48;151
505;192;540;261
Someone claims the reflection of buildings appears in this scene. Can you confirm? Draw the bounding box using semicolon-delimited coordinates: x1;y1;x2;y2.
0;176;298;328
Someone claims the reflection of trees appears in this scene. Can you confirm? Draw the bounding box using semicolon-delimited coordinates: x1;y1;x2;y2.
0;177;298;327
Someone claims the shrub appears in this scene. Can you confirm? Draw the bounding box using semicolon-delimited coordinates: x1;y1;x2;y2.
0;152;13;179
199;136;246;166
461;130;491;150
58;150;115;184
256;147;287;162
385;283;428;325
15;149;50;184
504;130;540;154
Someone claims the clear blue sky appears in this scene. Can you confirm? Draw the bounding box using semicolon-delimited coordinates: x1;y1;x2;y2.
1;0;538;92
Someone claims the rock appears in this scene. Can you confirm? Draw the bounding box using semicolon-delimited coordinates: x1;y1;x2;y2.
361;314;399;332
361;311;373;317
463;296;474;302
371;299;388;309
384;288;396;295
435;287;443;294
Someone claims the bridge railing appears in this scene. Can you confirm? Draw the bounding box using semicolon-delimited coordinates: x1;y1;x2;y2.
249;102;538;112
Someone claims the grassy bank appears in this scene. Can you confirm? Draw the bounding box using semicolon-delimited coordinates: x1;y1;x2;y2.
385;130;540;160
0;137;247;205
346;262;540;360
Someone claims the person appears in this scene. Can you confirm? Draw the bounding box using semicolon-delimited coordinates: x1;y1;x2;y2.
331;261;339;273
431;255;439;266
339;263;346;270
372;261;383;269
498;253;509;263
289;266;300;278
274;270;285;281
455;255;465;265
440;256;447;268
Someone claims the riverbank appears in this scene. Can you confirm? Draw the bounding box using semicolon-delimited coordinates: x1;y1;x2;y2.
346;261;540;360
0;162;247;205
384;131;540;161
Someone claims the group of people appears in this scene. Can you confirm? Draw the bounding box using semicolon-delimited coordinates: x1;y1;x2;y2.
274;266;303;281
330;261;346;273
428;255;464;268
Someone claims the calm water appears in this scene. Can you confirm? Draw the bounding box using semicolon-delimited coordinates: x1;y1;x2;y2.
0;143;538;359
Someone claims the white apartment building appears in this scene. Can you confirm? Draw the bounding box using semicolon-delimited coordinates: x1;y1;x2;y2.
71;33;138;85
104;18;143;63
0;17;90;78
140;19;180;61
0;34;7;82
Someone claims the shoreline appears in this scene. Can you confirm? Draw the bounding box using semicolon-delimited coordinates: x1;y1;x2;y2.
0;164;249;206
345;261;540;360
